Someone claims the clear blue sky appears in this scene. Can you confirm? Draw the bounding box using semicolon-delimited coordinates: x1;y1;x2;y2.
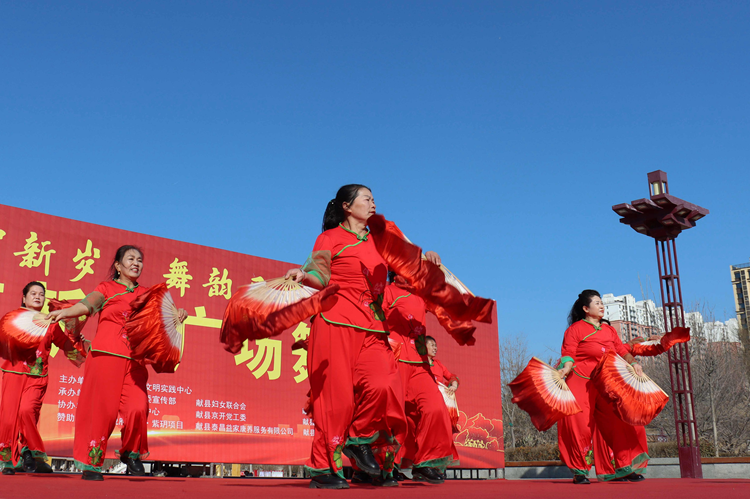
2;1;748;357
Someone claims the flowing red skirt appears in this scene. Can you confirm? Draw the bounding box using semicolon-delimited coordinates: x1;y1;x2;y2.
557;373;649;481
307;319;407;478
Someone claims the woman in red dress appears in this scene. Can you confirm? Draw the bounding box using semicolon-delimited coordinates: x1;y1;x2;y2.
0;282;74;475
48;246;187;481
557;289;649;484
385;274;456;485
425;336;459;395
286;184;407;489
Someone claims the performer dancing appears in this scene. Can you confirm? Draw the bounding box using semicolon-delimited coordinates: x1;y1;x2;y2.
426;336;459;401
0;282;74;475
48;246;187;481
384;270;456;485
285;184;407;489
557;290;649;484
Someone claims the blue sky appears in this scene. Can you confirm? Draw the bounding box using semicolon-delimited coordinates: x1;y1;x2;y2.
2;1;748;357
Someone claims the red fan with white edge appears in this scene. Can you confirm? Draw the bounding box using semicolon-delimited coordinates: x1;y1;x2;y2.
509;357;582;431
0;309;53;364
220;277;339;354
438;382;460;431
48;299;88;342
403;232;475;297
591;349;669;426
125;283;185;373
631;327;690;357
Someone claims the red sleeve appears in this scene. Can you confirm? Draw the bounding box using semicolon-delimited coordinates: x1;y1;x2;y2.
435;359;458;385
560;323;581;363
312;232;333;253
51;323;68;349
610;325;630;357
93;281;108;296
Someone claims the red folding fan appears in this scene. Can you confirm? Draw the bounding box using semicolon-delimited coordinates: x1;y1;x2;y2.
367;214;494;345
125;283;184;373
630;326;690;357
47;299;88;341
47;298;90;366
591;349;669;426
438;382;460;431
509;357;582;431
393;276;477;346
220;277;340;354
0;309;53;364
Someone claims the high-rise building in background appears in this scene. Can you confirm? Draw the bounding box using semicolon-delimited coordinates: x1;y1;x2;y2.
602;293;662;341
603;292;739;344
730;260;750;331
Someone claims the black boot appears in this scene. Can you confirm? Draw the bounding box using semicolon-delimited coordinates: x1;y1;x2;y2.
309;474;350;489
412;467;445;484
350;471;373;484
393;470;409;481
625;473;645;482
34;459;53;473
372;473;399;487
121;455;146;476
573;474;590;484
2;468;15;475
343;444;380;475
21;450;37;473
82;470;103;481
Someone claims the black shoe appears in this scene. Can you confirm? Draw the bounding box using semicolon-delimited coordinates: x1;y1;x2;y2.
2;468;15;475
34;460;53;473
573;475;590;484
309;474;350;489
412;467;445;484
394;470;409;481
343;444;380;475
372;474;399;487
121;456;146;476
82;470;103;481
351;471;373;484
22;450;36;473
626;473;645;482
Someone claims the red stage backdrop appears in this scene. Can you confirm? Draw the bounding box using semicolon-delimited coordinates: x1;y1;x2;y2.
0;204;503;468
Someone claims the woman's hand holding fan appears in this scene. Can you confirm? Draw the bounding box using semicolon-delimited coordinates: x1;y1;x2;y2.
125;283;186;373
367;214;494;346
509;357;582;432
591;349;669;426
438;382;460;431
630;327;691;357
220;277;339;354
0;309;54;364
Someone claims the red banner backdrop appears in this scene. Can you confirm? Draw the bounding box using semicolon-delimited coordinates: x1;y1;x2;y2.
0;204;503;468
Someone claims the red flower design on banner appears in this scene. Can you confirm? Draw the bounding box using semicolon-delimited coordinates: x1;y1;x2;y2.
453;411;503;452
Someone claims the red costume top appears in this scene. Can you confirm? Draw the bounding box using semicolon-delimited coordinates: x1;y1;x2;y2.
384;283;428;363
307;225;389;333
560;320;629;378
430;358;458;386
0;314;67;377
88;280;149;359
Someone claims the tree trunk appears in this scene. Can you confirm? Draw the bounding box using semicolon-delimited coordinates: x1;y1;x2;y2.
708;378;719;457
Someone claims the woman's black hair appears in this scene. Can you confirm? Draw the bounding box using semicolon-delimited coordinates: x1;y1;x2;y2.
322;184;371;232
568;289;606;326
21;281;46;306
109;245;144;280
425;335;436;345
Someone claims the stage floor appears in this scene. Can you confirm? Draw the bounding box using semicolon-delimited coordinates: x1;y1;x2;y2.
1;474;749;499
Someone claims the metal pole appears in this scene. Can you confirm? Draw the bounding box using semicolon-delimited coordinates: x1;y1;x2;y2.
656;238;703;478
